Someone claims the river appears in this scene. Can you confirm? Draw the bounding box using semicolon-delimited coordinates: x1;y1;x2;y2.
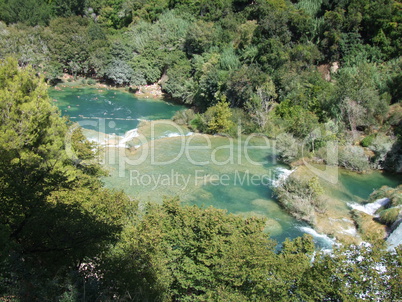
50;86;401;248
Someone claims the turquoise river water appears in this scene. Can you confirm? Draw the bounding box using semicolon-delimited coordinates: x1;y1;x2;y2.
50;86;401;248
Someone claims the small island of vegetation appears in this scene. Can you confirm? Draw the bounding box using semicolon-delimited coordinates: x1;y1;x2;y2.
0;0;401;300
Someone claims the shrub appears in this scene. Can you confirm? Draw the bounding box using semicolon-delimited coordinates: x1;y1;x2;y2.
275;133;300;163
379;208;400;226
367;185;402;226
189;113;207;132
389;187;402;206
191;100;234;134
338;145;370;172
384;139;402;173
87;78;96;85
360;134;375;147
314;142;338;166
274;176;326;224
351;210;385;243
229;108;257;135
369;134;395;169
368;186;394;203
172;109;195;125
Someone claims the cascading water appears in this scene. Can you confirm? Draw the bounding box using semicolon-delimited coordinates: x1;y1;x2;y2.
387;222;402;251
117;128;139;147
298;226;336;250
348;198;390;216
50;86;401;248
271;167;295;187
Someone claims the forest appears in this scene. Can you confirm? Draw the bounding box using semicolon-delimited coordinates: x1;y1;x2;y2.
1;0;401;172
0;0;402;300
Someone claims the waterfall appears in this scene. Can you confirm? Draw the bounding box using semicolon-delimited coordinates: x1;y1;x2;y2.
162;131;194;138
117;128;139;147
299;226;336;250
348;198;390;216
271;167;295;187
387;221;402;251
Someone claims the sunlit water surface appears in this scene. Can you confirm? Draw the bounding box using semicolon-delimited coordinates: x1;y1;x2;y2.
50;86;401;248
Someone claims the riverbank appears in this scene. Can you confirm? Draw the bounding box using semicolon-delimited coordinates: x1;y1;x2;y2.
50;83;400;249
281;163;401;246
54;75;166;100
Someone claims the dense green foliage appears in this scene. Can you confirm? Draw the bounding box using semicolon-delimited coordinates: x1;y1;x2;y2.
0;0;402;299
97;199;402;301
0;58;132;300
1;0;400;172
367;185;402;225
0;60;400;300
274;176;326;224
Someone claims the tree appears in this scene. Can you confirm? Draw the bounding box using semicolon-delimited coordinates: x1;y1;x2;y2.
169;0;234;21
53;0;86;17
0;58;130;299
203;99;234;134
245;77;277;129
184;20;217;55
333;63;390;133
104;58;134;85
101;198;321;301
0;0;52;26
162;55;195;103
298;244;402;301
128;0;169;23
47;16;91;77
95;0;133;28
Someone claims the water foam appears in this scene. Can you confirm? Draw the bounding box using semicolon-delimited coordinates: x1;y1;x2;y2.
163;131;194;138
85;128;140;148
348;197;390;216
387;221;402;251
299;226;336;249
117;128;139;147
271;167;295;187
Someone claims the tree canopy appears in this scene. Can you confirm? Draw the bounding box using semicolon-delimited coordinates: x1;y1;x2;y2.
0;58;132;299
0;0;402;298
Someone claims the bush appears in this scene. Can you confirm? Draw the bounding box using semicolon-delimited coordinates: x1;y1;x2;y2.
369;134;395;169
351;210;385;243
275;133;300;163
379;208;400;226
275;100;320;138
314;142;338;166
367;185;402;226
201;100;234;134
360;134;375;147
389;187;402;206
172;109;195;125
189;113;207;132
274;176;326;224
229;108;257;135
338;145;370;172
87;78;96;85
368;186;394;203
384;139;402;173
261;114;285;138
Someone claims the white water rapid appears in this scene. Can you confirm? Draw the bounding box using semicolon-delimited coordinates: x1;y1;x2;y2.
348;198;390;216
